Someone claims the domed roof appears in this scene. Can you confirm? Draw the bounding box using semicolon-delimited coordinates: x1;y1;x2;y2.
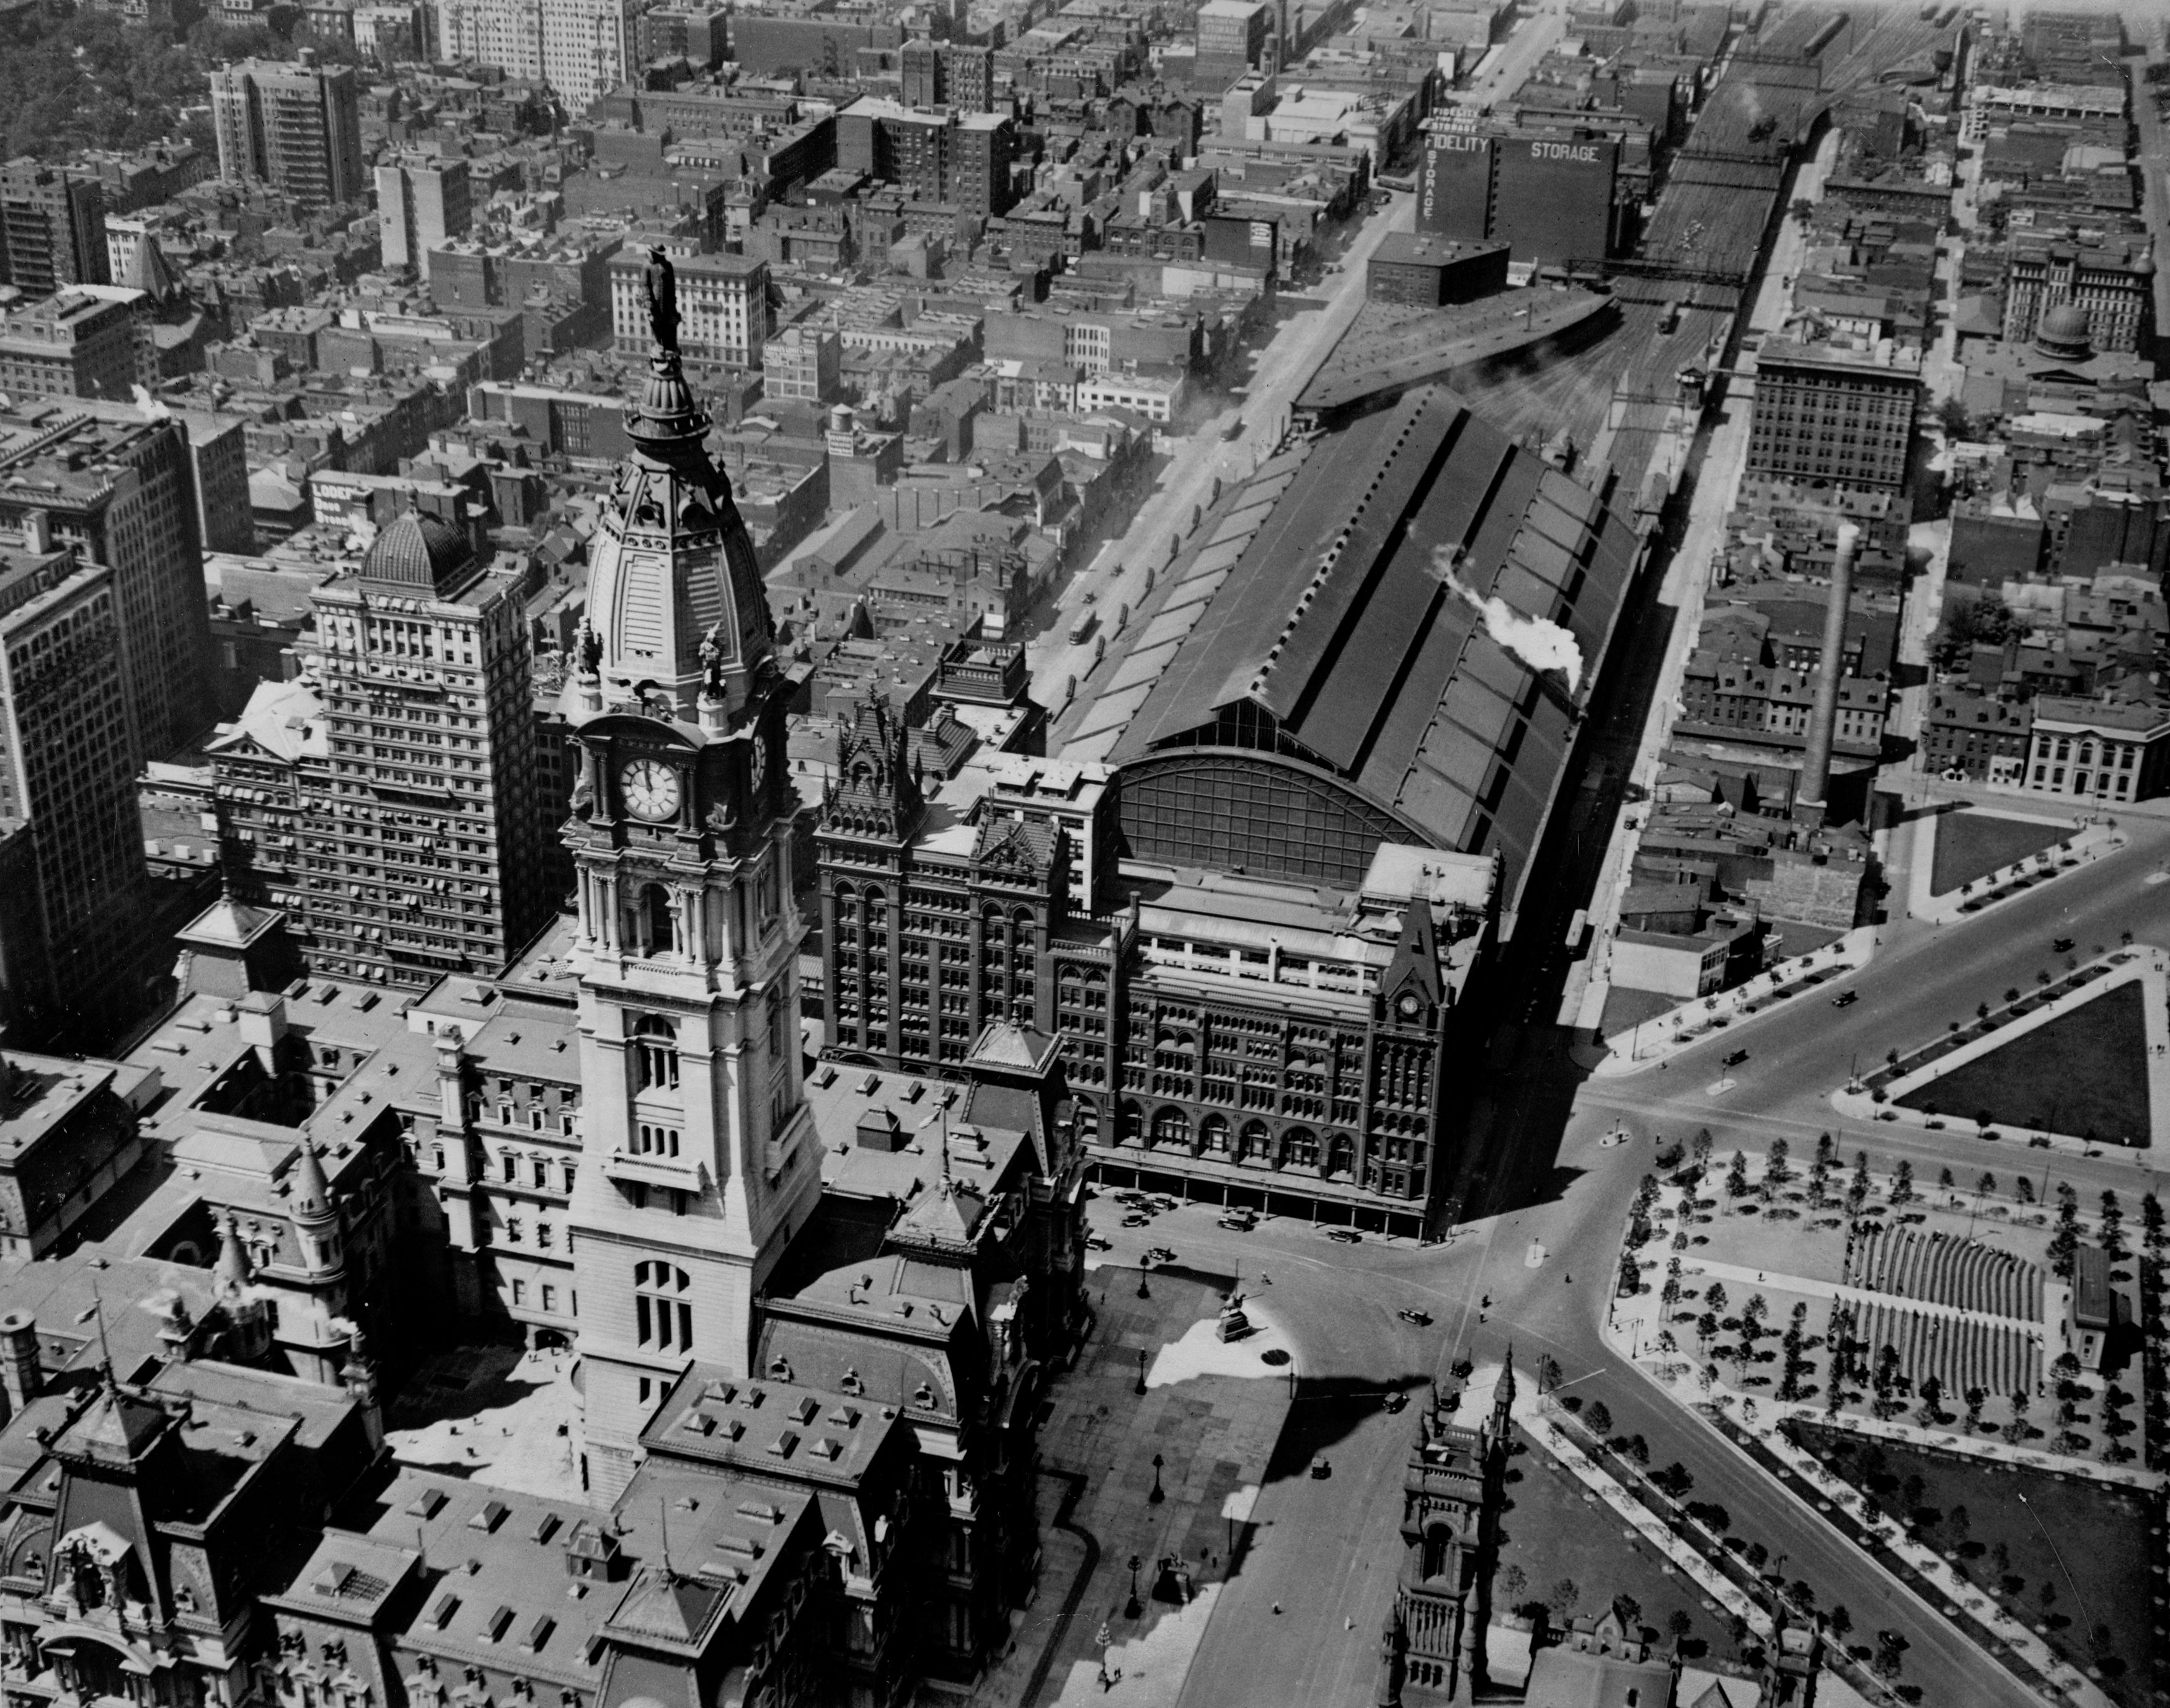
2036;301;2094;358
361;510;476;592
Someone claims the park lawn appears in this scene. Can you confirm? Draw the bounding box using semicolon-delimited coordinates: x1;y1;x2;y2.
1604;985;1679;1038
1929;810;2068;896
1796;1425;2154;1704
1495;1428;1759;1671
1896;981;2151;1146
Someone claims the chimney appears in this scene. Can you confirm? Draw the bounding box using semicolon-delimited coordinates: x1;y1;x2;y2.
1796;521;1859;827
19;510;50;555
0;1311;42;1418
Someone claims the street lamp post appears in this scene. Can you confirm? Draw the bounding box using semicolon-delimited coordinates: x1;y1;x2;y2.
1135;1348;1148;1396
1149;1453;1166;1504
1126;1555;1143;1620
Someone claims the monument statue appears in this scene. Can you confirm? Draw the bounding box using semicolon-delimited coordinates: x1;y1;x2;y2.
640;246;680;354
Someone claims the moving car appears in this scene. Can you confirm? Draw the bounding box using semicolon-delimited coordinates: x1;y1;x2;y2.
1396;1308;1432;1326
2052;936;2075;953
1145;1247;1178;1265
1722;1048;1750;1068
1384;1391;1407;1412
1086;1236;1112;1252
1310;1456;1332;1479
1324;1228;1363;1244
1830;989;1859;1007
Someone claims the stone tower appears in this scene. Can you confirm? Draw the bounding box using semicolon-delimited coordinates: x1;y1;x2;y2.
562;249;820;1499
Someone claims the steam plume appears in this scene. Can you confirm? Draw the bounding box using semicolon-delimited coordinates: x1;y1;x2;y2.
1428;546;1584;694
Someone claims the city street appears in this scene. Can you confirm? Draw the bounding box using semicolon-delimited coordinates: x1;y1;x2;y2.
1029;193;1416;720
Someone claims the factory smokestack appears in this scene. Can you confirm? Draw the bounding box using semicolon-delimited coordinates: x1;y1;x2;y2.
1796;521;1860;826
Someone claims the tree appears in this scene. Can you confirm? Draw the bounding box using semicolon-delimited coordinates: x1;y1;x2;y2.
1537;1355;1564;1394
1991;1540;2011;1580
1892;1158;1916;1206
1725;1150;1752;1199
1611;1592;1642;1631
1916;1375;1945;1426
2004;1387;2031;1444
1939;1166;1955;1190
1667;1609;1694;1643
1827;1604;1852;1641
1873;1629;1909;1679
1652;1462;1694;1498
1964;1387;1987;1430
1848;1152;1872;1214
1705;1282;1728;1317
1929;590;2015;670
1500;1564;1528;1604
1948;1504;1970;1549
1765;1136;1792;1193
2016;1176;2035;1206
1978;1172;1996;1197
1585;1401;1613;1438
1548;1578;1581;1621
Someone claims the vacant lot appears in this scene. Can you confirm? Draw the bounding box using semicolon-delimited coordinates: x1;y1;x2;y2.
1897;983;2151;1146
1798;1424;2156;1704
1929;810;2068;897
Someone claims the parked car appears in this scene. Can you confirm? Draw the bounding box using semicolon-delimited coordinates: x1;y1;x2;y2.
1324;1228;1363;1244
1086;1235;1112;1252
1384;1391;1408;1412
1122;1213;1151;1228
2052;936;2075;953
1218;1210;1257;1231
1830;989;1859;1007
1396;1308;1432;1326
1722;1048;1750;1068
1310;1455;1332;1479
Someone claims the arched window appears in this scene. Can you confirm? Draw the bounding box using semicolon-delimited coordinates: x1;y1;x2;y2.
634;1261;692;1351
1073;1103;1100;1143
632;1015;680;1093
1238;1120;1270;1162
1284;1127;1319;1169
1200;1113;1229;1153
1326;1133;1353;1177
622;883;675;957
1150;1106;1190;1148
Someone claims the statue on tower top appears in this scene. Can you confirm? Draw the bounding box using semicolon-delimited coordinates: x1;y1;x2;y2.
641;247;680;355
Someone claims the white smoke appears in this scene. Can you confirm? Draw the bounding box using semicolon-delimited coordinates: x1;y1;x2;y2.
131;384;172;423
1428;545;1585;695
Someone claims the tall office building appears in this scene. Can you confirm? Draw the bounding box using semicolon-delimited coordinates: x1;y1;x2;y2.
375;157;472;280
0;522;145;1036
835;99;1019;216
0;397;213;767
1746;337;1921;495
436;0;642;114
209;55;366;210
562;260;820;1496
301;510;551;988
0;161;110;298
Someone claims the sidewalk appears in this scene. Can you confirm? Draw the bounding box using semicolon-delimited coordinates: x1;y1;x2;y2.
1589;926;1876;1076
971;1267;1291;1708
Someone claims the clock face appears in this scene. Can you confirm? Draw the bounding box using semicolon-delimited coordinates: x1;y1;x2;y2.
1396;991;1422;1021
748;734;768;798
619;758;681;821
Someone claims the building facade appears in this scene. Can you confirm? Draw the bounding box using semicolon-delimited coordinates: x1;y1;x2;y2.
2019;695;2170;803
0;399;213;769
436;0;640;113
2003;237;2155;355
0;159;110;298
0;291;138;401
374;157;472;280
1745;339;1921;494
210;56;366;211
291;512;552;988
0;535;144;1036
608;250;768;368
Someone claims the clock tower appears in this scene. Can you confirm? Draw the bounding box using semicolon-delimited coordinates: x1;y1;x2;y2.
561;250;819;1498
